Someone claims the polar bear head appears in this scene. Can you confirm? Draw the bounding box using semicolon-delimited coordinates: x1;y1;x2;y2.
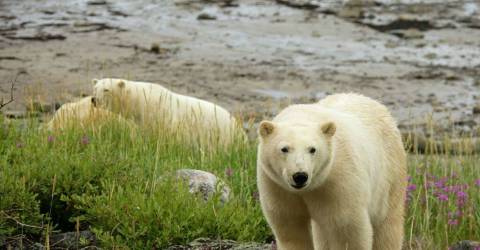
258;120;336;191
92;78;130;112
92;78;126;104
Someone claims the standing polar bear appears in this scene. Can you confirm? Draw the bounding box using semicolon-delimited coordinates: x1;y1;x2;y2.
92;78;244;146
257;93;407;250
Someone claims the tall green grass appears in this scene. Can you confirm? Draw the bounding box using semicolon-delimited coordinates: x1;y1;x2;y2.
0;116;479;249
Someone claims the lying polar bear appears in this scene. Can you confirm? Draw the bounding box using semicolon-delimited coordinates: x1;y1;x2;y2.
92;78;245;146
45;96;135;131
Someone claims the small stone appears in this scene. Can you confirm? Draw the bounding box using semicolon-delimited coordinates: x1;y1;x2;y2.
415;42;427;48
385;40;398;48
390;28;424;39
166;238;272;250
150;43;160;54
449;240;480;250
424;52;437;60
311;31;321;38
474;78;480;86
49;231;97;248
87;0;107;5
197;13;217;21
338;7;363;19
176;169;231;203
445;72;460;81
473;104;480;114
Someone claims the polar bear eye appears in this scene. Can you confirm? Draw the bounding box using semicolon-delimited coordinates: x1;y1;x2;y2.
281;146;289;153
309;147;316;154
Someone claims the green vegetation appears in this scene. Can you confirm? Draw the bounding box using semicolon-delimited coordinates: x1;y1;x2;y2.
0;116;479;249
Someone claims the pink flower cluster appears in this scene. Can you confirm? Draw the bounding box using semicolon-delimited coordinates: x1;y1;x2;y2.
406;172;479;227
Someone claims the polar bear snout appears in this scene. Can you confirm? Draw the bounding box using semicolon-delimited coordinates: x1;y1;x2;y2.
292;172;308;189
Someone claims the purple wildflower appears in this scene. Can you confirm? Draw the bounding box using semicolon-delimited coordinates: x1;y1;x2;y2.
225;167;234;178
81;135;90;145
407;184;417;192
435;178;447;189
456;191;468;208
475;179;480;187
448;210;463;218
437;193;449;202
48;135;55;143
448;219;458;226
456;191;467;198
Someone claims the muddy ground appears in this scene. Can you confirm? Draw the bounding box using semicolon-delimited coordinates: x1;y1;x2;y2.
1;0;480;137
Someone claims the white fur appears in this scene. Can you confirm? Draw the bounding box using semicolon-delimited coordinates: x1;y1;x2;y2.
257;93;407;250
45;96;129;131
92;78;244;146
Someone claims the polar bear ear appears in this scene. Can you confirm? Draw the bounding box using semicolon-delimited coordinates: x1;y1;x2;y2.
321;122;336;137
92;79;99;85
259;121;275;138
117;80;125;88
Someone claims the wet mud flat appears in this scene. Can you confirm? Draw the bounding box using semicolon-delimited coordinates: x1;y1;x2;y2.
0;0;480;138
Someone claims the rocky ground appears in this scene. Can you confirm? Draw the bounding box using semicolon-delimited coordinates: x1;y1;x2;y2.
1;0;480;137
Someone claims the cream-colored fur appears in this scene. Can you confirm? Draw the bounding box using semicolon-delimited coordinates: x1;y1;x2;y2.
257;93;407;250
92;78;245;146
45;96;131;130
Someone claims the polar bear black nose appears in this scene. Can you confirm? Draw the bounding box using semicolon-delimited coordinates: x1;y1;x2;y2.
292;172;308;188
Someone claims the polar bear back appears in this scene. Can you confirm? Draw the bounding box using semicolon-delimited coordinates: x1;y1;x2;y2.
45;96;124;130
95;78;241;145
129;81;234;134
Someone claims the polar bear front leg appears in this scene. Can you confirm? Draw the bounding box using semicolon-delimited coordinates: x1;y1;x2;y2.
313;209;373;250
266;209;313;250
259;176;314;250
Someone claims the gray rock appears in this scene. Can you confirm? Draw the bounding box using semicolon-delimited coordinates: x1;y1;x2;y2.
449;240;480;250
0;231;97;249
474;78;480;86
390;28;424;39
473;103;480;114
87;0;107;5
197;13;217;21
49;230;97;248
150;43;161;54
176;169;231;203
167;238;272;250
